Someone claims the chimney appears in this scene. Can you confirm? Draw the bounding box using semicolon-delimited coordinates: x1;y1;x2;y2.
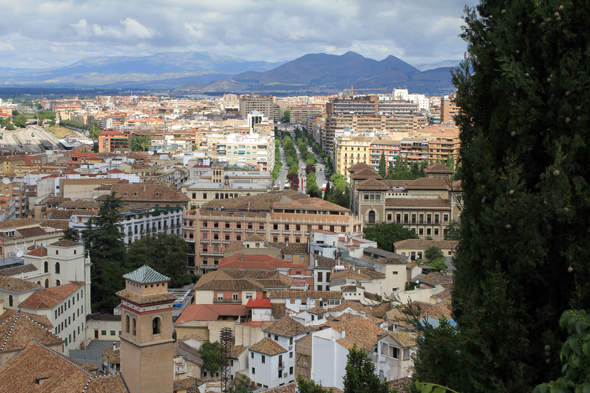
0;299;3;315
341;327;345;338
113;342;117;351
143;184;146;191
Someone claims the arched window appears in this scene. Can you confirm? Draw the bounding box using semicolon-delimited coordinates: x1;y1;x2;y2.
152;317;161;335
56;280;61;286
368;210;376;224
45;279;49;288
44;261;48;273
8;295;13;307
55;262;60;274
132;318;137;335
125;315;130;334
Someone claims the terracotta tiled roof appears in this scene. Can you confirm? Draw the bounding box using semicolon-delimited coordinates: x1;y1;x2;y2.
101;344;120;364
273;197;349;212
265;382;297;393
355;178;390;191
57;200;102;209
0;340;128;393
15;227;47;238
266;242;309;255
111;183;190;203
381;330;416;348
264;316;316;337
218;254;307;271
268;290;342;299
249;337;288;356
244;234;265;242
424;163;454;173
40;220;71;230
0;219;40;230
0;309;52;328
174;340;203;366
404;177;453;190
175;304;249;325
50;240;80;247
394;239;459;250
26;245;48;257
306;306;327;314
385;198;450;208
413;272;453;287
20;282;84;309
331;318;385;351
315;255;338;268
347;162;375;173
329;300;373;314
0;312;63;353
49;209;98;219
271;303;286;319
0;264;38;277
246;298;271;308
0;276;41;293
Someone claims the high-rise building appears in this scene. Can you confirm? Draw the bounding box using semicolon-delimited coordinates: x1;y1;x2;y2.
440;95;460;124
239;94;280;122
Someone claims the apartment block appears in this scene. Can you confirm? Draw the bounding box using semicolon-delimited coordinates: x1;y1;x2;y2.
239;94;281;122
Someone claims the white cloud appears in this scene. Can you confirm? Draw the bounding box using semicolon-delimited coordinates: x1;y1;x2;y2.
0;0;478;68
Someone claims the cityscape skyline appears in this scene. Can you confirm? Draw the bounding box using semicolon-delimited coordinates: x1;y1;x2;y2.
1;0;478;69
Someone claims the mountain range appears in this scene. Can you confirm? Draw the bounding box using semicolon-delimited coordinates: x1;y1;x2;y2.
0;51;458;95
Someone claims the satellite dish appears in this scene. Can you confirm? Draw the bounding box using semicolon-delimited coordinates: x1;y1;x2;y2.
16;251;24;257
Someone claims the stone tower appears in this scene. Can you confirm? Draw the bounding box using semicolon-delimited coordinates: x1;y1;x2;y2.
117;265;176;393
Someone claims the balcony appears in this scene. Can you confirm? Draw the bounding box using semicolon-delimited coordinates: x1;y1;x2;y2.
200;251;224;257
199;264;218;270
211;240;221;244
223;228;232;232
245;228;255;233
183;225;194;231
211;227;220;232
200;239;209;244
293;230;302;235
282;230;291;235
271;229;279;234
257;229;266;234
234;228;243;233
213;298;241;304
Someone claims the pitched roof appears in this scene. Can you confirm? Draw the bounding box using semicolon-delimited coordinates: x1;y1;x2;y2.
15;227;48;238
268;290;342;299
124;265;170;283
403;177;453;190
26;245;48;257
175;304;249;325
19;282;84;309
0;312;63;353
249;337;288;356
413;272;453;287
330;317;385;351
393;239;459;250
50;239;80;248
264;316;316;337
0;276;42;293
102;344;120;364
385;198;450;208
174;341;203;366
0;218;41;230
0;340;127;393
0;263;38;277
0;308;52;328
381;330;417;348
315;255;339;268
424;163;454;173
355;178;390;191
111;182;190;202
329;300;373;314
246;298;272;308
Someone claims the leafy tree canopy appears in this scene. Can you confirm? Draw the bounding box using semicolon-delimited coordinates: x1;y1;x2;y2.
128;233;194;288
200;341;224;374
363;222;418;252
425;246;444;261
343;345;394;393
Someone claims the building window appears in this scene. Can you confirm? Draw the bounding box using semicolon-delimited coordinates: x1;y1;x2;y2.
132;318;137;335
126;315;130;334
246;293;253;299
44;261;48;273
152;317;161;335
290;366;293;375
252;367;255;375
55;262;60;274
262;355;266;364
110;330;116;336
8;295;13;307
251;352;254;359
56;280;61;286
232;293;239;300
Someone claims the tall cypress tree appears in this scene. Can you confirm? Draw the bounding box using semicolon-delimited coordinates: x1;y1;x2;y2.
415;1;590;392
378;151;387;178
387;161;394;177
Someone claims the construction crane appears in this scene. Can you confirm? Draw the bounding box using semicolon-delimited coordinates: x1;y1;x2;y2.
343;85;387;97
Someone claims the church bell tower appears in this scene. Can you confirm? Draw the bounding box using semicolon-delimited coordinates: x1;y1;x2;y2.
117;265;176;393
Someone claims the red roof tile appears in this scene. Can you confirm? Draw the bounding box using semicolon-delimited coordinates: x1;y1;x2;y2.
19;282;84;309
246;298;271;308
175;304;249;325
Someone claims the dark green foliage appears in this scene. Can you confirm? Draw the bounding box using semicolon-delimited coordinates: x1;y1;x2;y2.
343;345;393;393
0;117;15;130
128;233;193;288
281;109;290;123
200;341;224;374
378;151;387;178
428;258;447;272
424;246;443;261
129;135;150;151
323;181;331;200
60;119;102;138
445;155;455;171
387;161;394;177
82;195;130;312
61;227;80;242
363;222;418;252
12;114;27;128
328;173;350;208
306;172;321;198
413;1;590;392
297;376;332;393
229;375;255;393
444;220;461;241
535;310;590;393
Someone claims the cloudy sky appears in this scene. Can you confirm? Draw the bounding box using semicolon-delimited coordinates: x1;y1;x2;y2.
0;0;479;69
